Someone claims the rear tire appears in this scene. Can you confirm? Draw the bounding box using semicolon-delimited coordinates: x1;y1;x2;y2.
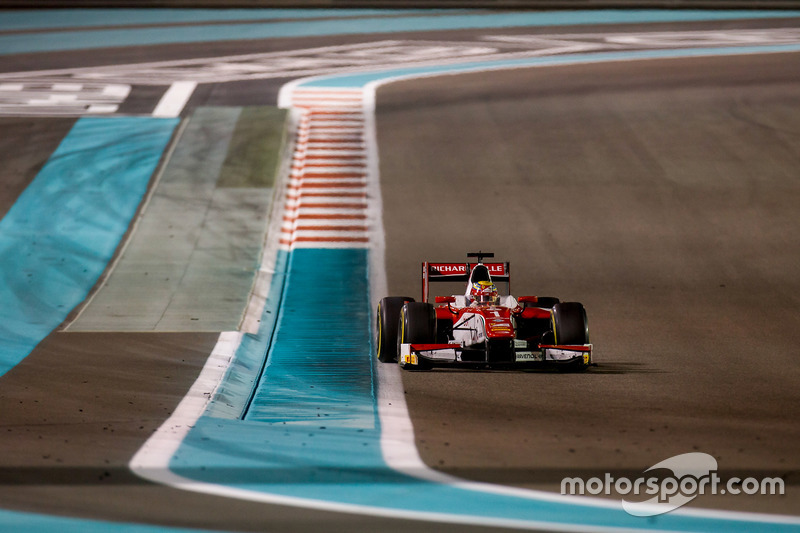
376;296;414;363
551;302;590;372
398;302;436;370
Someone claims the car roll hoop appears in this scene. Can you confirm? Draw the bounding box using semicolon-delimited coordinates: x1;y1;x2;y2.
466;251;494;263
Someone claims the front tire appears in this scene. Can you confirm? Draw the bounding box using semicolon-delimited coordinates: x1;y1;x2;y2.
551;302;590;372
398;302;436;370
376;296;414;363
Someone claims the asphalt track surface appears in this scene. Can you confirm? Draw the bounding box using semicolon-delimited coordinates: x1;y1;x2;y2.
378;51;800;515
0;11;799;533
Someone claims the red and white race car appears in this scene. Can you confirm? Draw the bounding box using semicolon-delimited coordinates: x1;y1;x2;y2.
376;252;592;371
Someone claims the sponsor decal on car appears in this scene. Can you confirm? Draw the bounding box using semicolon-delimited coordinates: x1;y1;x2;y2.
403;354;418;365
432;264;467;274
428;262;509;276
515;351;544;362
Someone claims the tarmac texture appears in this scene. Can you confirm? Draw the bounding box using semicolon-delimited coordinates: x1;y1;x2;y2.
377;51;800;514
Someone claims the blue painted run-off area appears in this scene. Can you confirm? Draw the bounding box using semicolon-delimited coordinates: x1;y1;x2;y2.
2;7;799;531
301;43;800;88
0;117;178;377
173;249;382;488
172;249;798;532
0;9;442;31
1;9;799;55
167;12;800;528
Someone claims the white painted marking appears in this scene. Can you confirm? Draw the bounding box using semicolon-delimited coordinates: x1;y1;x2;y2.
52;83;83;91
33;94;77;103
288;240;369;250
310;117;365;122
130;330;243;479
306;140;364;146
296;107;362;113
292;229;368;239
287;195;368;204
291;179;367;187
296;220;367;229
0;81;132;117
130;106;301;480
102;84;131;98
294;94;362;100
152;81;197;118
288;185;367;193
296;159;366;166
289;207;367;217
308;135;363;142
133;44;800;531
290;178;367;187
87;104;119;113
305;149;366;157
287;196;366;206
303;158;366;164
359;70;800;530
308;122;364;129
306;132;363;140
298;168;366;175
293;94;363;101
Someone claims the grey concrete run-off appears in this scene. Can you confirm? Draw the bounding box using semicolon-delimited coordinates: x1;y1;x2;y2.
69;106;286;332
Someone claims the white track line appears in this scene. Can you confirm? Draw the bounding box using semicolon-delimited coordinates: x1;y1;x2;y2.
152;81;197;118
130;58;800;533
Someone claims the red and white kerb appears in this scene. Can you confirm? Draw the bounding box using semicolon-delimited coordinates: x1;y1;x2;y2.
280;88;369;249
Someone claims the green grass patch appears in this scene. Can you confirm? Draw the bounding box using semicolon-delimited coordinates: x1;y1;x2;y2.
218;106;288;188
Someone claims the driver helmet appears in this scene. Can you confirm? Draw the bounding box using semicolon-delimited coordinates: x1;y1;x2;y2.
470;280;499;305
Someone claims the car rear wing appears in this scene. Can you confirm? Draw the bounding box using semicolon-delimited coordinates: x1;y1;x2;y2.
422;261;510;302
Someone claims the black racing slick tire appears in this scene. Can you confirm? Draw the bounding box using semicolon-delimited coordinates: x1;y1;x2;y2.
552;302;589;345
398;302;436;370
376;296;414;363
551;302;590;372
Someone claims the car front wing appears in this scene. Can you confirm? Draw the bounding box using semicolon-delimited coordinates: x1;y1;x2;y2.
399;340;592;368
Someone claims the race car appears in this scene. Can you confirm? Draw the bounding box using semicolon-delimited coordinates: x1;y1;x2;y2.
376;252;592;371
